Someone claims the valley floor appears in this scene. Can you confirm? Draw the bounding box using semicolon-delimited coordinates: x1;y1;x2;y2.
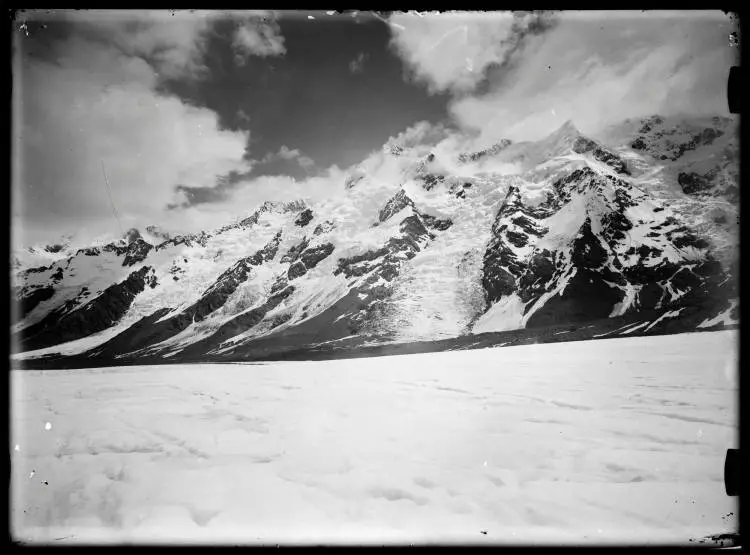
11;330;739;545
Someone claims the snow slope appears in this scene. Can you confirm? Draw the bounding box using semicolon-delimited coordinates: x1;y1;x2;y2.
11;330;738;545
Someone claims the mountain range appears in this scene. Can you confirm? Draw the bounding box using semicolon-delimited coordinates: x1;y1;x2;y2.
12;115;739;368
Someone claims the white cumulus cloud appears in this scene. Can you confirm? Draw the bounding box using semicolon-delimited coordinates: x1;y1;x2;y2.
388;11;555;95
13;11;255;247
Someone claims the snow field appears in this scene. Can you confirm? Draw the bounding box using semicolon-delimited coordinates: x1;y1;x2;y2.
11;330;738;545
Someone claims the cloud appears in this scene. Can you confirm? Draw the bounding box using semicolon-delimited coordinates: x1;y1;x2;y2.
349;51;368;74
49;10;214;79
387;11;558;95
236;108;252;125
386;11;737;145
167;145;317;212
13;11;254;247
79;10;287;72
449;11;738;143
386;120;454;150
261;145;316;171
231;12;286;63
161;165;349;235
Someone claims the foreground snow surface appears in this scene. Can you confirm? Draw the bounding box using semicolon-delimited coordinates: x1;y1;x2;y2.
12;331;739;545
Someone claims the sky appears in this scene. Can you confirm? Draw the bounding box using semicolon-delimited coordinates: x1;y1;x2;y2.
12;10;738;248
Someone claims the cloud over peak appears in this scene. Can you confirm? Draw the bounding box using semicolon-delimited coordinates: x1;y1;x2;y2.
387;11;558;96
387;11;737;143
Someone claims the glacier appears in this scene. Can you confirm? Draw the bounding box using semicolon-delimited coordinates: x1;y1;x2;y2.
11;330;738;545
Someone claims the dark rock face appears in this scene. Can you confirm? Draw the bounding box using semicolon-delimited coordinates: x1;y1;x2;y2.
484;262;519;302
287;243;336;281
479;164;729;335
335;247;390;279
17;286;56;318
179;286;298;357
281;238;310;264
482;185;555;305
421;174;445;191
379;190;415;222
288;261;307;280
483;238;525;302
678;172;713;195
345;172;365;190
630;117;727;162
379;189;453;231
155;231;210;251
23;264;52;275
313;220;335;236
552;167;598;200
89;234;285;355
517;251;555;304
601;210;633;244
448;182;474;199
505;230;528;248
77;247;101;257
123;238;153;267
300;243;335;269
638;282;665;310
295;209;314;227
572;136;630;175
193;232;282;322
420;213;453;231
332;213;433;333
457;139;512;163
124;228;142;244
20;266;154;351
666;226;709;250
328;214;431;335
592;148;630;175
622;258;676;285
639;115;663;133
45;244;65;253
666;128;724;160
571;218;608;269
526;268;624;328
388;144;404;157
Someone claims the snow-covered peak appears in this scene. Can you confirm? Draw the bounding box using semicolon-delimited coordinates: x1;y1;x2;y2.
12;113;738;363
547;119;582;143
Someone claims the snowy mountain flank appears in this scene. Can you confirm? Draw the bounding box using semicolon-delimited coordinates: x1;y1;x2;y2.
12;115;739;367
